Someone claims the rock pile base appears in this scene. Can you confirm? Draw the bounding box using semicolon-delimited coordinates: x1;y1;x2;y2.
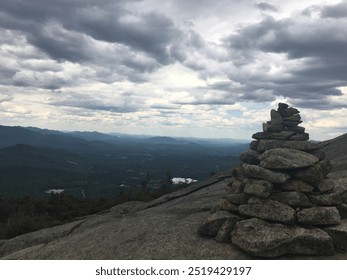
199;103;347;257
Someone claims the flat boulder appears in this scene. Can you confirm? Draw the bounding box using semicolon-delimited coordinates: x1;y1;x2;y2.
241;163;290;184
270;191;312;208
231;218;335;257
279;179;314;193
297;207;341;226
239;198;296;224
259;148;319;170
250;140;322;152
309;193;342;206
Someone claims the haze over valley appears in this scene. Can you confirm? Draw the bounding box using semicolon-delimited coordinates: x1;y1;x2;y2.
0;125;247;198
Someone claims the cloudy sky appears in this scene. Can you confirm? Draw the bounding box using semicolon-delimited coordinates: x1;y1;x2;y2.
1;0;347;140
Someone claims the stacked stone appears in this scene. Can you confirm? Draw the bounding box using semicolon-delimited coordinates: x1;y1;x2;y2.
198;103;347;257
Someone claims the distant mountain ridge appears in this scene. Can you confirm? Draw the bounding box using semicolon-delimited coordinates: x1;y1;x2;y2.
0;125;245;198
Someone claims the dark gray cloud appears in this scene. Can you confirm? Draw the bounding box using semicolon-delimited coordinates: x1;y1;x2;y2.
255;2;278;12
320;1;347;18
222;4;347;109
0;0;181;76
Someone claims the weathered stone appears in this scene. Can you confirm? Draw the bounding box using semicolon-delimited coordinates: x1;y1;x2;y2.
289;133;309;141
241;163;290;183
211;199;239;213
239;197;296;224
343;192;347;204
317;179;335;193
270;131;296;140
297;207;341;226
262;122;271;132
287;126;305;133
309;193;342;206
284;114;301;122
226;179;244;194
324;220;347;251
280;179;314;193
259;148;319;170
252;132;271;140
294;159;332;184
336;204;347;219
215;220;235;243
231;218;334;257
253;140;321;152
284;120;302;127
282;107;300;118
310;150;326;161
269;123;284;132
243;179;273;198
232;166;245;181
239;149;260;165
267;109;284;132
270;191;312;208
226;194;250;205
278;103;289;112
270;109;283;125
198;211;241;237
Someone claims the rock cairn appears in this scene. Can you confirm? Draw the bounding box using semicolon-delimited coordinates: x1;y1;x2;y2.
198;103;347;257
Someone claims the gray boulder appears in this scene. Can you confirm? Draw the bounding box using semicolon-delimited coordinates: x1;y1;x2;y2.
211;199;239;214
259;148;319;170
215;220;235;243
198;211;241;237
270;131;296;140
279;179;314;193
243;179;273;198
297;207;341;226
239;197;296;224
250;140;321;152
336;204;347;219
309;193;342;206
289;133;309;141
226;194;250;205
317;179;335;193
241;163;290;183
294;159;332;184
226;179;244;194
270;191;312;208
252;132;270;140
239;149;260;165
231;218;334;257
324;220;347;251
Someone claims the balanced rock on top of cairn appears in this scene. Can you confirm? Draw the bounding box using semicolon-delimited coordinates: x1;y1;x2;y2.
198;103;347;258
